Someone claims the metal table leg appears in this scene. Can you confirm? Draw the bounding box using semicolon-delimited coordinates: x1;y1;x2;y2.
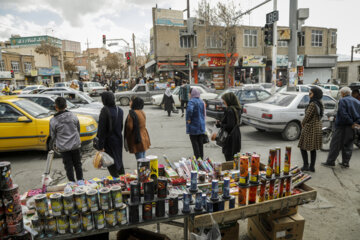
184;216;189;240
157;222;160;233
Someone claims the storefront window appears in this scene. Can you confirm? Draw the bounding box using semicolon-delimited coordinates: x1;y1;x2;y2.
198;70;212;86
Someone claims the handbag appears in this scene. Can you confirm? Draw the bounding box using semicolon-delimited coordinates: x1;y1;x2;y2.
215;128;228;147
203;134;210;144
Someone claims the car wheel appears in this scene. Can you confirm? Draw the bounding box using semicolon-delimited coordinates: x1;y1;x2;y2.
320;129;332;151
281;122;301;141
120;97;130;106
256;128;265;132
47;138;61;158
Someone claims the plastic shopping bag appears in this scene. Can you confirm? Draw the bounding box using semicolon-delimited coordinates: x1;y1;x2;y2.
93;151;114;169
190;214;221;240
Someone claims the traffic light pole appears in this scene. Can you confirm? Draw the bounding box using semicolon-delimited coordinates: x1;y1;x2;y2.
271;0;278;94
288;0;298;90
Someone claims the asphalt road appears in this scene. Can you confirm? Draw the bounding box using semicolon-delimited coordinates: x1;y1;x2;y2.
2;103;360;239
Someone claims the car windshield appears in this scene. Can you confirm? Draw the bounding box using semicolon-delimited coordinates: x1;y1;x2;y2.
77;91;95;103
262;94;297;107
55;83;65;87
50;96;76;109
13;99;51;118
23;86;38;91
89;82;101;87
216;89;237;99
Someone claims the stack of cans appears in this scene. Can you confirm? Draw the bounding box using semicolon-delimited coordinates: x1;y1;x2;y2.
0;161;30;239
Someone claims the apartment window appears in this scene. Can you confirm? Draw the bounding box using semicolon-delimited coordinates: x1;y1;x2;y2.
24;62;32;72
311;30;323;47
179;30;197;48
244;29;257;47
331;32;337;46
51;56;59;66
206;35;223;48
0;61;5;71
278;40;288;47
11;61;20;72
298;32;305;47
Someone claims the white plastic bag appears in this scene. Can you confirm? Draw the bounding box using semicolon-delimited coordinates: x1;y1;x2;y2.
190;214;221;240
93;151;114;169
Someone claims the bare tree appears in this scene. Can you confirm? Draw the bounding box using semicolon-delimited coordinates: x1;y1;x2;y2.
196;0;242;88
35;41;61;67
103;53;121;78
64;60;77;78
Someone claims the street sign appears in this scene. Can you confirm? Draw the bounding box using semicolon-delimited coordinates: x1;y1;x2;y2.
266;10;279;24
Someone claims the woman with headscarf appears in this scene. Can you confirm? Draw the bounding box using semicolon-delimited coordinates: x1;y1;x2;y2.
96;92;124;177
186;88;206;160
161;88;175;116
214;92;242;161
125;96;151;159
298;86;324;172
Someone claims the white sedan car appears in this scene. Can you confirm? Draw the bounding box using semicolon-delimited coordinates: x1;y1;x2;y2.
277;84;331;96
151;86;217;107
83;82;106;96
242;92;337;141
319;84;339;99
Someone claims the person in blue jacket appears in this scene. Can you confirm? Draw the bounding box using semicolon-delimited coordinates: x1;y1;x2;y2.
186;88;206;160
322;87;360;168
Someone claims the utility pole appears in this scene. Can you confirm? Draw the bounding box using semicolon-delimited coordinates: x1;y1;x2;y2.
86;38;92;80
187;0;190;18
288;0;298;89
271;0;278;94
132;33;138;78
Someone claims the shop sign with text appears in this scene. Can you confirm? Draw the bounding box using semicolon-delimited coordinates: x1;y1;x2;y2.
242;56;266;67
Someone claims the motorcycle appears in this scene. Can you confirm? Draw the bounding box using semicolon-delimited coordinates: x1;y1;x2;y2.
321;112;360;151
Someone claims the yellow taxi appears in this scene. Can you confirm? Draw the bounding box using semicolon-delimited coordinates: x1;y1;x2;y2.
0;96;98;154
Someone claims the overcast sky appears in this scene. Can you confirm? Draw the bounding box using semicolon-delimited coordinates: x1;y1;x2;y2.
0;0;359;57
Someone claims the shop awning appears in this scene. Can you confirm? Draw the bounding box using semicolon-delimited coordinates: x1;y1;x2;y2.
145;60;156;69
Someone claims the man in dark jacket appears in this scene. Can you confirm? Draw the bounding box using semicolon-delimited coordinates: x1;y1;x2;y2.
322;87;360;168
50;97;83;182
179;80;190;117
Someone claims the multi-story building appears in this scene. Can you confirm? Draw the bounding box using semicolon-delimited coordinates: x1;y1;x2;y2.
4;35;64;84
148;8;337;89
334;60;360;85
0;50;36;86
62;40;81;63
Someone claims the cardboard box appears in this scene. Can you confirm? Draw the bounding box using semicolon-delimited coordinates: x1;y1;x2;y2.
261;206;298;222
249;213;305;240
219;221;239;240
116;228;170;240
248;218;271;240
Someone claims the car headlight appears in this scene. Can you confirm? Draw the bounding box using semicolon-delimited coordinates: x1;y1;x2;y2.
86;124;96;132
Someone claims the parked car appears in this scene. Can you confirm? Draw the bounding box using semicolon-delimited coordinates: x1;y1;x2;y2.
152;85;218;107
21;85;47;94
42;90;103;109
83;81;106;96
318;84;339;99
12;86;27;95
206;86;271;120
0;96;97;155
54;82;70;88
19;94;100;122
115;83;166;106
277;84;331;96
241;92;337;141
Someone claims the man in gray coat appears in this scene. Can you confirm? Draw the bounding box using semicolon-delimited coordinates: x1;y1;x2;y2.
50;97;83;182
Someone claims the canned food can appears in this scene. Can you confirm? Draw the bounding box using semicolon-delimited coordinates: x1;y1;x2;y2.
99;187;111;211
31;215;43;236
0;162;13;189
105;209;117;227
137;158;150;183
93;210;105;229
74;189;88;213
206;201;213;213
157;177;168;199
198;171;206;183
168;194;178;216
275;148;281;177
223;178;230;199
250;154;260;184
194;192;202;211
238;185;248;206
268;179;276;200
116;205;127;225
110;185;123;209
284;146;292;175
69;212;81;234
190;171;198;192
130;181;140;203
182;193;191;213
278;178;285;198
81;211;94;231
129;205;139;224
56;215;69;234
143;180;154;202
201;194;207;208
50;193;63;217
239;156;249;185
45;216;57;237
213;162;222;179
63;192;75;215
285;176;292;196
248;184;258;204
229;196;235;209
34;194;48;217
148;155;159;186
218;199;224;211
259;179;267;202
266;149;276;178
86;189;99;212
142;202;153;221
211;180;219;200
155;199;165;217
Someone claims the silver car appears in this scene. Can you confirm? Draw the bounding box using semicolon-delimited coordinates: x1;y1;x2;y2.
18;94;100;122
242;92;337;141
41;90;103;109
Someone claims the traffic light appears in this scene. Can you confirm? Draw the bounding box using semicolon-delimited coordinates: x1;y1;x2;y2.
125;52;131;65
10;70;14;78
185;54;189;67
264;23;274;46
102;35;106;45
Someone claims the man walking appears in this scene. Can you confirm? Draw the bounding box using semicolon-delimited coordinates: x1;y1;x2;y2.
50;97;83;182
322;87;360;168
179;80;190;117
